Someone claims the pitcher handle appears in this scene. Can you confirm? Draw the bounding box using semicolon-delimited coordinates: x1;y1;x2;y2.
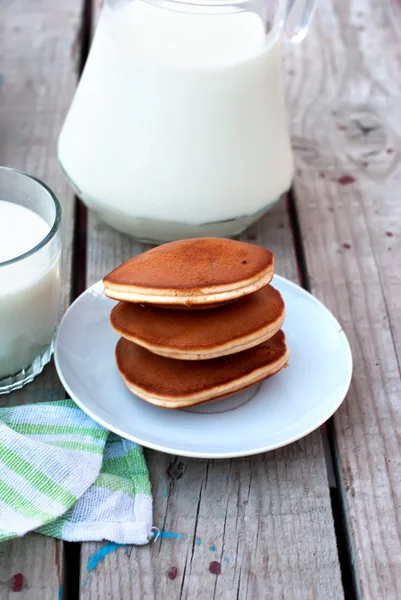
280;0;318;44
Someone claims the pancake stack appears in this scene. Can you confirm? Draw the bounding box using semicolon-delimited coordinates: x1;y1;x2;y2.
103;238;289;409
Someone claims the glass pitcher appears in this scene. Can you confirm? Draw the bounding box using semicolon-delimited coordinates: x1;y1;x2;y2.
58;0;316;243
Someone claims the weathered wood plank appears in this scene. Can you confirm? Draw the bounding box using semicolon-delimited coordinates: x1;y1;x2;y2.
284;0;401;598
80;3;343;598
0;1;84;598
0;535;64;599
0;1;82;398
81;200;343;598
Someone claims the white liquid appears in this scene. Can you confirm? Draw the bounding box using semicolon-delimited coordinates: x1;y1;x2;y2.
58;1;294;236
0;201;61;379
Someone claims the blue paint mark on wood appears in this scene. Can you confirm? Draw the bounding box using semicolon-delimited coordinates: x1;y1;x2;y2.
87;543;122;572
158;531;187;540
209;545;216;552
58;584;63;600
224;557;230;564
195;538;202;545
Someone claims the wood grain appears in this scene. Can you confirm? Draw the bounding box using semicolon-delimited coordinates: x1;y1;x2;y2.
0;535;64;600
0;1;83;598
284;0;401;597
81;197;344;598
81;439;342;600
0;1;82;398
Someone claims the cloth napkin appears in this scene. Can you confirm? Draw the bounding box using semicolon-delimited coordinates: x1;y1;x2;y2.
0;399;152;544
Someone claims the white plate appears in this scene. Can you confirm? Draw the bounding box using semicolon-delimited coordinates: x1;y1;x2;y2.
54;276;352;458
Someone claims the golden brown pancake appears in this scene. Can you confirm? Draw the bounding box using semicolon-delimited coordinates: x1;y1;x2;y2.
103;238;274;307
115;330;289;408
137;299;238;311
111;285;285;360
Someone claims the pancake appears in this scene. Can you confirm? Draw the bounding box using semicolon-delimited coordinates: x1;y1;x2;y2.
103;238;274;307
115;330;289;408
111;285;285;360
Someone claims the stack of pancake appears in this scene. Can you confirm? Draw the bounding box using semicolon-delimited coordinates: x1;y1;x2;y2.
103;238;289;409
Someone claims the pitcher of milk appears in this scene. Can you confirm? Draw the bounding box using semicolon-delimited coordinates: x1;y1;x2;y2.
58;0;316;242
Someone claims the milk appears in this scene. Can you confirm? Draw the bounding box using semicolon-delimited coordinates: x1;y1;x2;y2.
58;1;294;238
0;201;61;380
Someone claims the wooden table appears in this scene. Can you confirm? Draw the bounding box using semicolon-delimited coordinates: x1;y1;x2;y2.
0;0;400;598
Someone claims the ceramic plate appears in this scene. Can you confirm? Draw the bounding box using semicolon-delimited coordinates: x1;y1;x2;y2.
54;276;352;458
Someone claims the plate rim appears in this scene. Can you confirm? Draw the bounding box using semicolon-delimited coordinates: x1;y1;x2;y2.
54;275;353;458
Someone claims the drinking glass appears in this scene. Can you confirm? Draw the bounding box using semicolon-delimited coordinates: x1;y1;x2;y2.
0;167;62;393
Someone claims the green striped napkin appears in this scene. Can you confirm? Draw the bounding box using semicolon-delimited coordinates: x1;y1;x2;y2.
0;400;152;544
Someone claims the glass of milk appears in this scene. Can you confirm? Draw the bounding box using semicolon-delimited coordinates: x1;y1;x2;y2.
0;167;62;394
59;0;316;243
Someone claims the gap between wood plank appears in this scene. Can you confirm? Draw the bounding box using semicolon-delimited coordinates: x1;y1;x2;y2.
329;430;362;600
64;542;82;600
287;188;359;600
67;0;93;595
71;0;92;302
